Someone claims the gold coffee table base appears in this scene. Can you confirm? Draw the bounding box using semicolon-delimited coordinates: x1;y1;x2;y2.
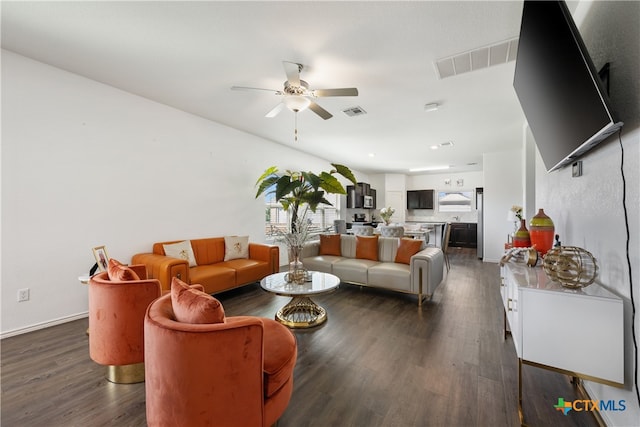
276;296;327;329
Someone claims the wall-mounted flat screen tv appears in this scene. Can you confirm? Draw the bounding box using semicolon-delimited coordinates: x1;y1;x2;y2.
513;0;623;172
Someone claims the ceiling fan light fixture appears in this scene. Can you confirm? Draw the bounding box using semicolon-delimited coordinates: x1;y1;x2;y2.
284;95;311;112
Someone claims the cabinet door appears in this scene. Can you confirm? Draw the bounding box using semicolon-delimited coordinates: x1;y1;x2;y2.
505;275;522;357
407;191;420;209
449;223;478;248
419;190;434;209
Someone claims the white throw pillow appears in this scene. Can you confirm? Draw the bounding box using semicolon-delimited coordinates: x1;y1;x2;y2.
163;240;197;267
224;236;249;261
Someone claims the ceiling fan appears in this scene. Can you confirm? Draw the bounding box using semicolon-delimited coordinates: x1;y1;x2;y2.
231;61;358;120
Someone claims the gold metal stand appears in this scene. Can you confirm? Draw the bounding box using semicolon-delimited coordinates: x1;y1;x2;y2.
517;358;621;427
106;363;145;384
275;296;327;329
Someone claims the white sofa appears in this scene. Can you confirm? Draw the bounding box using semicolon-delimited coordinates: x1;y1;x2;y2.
301;235;444;305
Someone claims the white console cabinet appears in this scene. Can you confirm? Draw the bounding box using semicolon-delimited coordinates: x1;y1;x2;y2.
500;262;624;424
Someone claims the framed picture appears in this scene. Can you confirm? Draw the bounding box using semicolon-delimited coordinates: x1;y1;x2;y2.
92;246;110;272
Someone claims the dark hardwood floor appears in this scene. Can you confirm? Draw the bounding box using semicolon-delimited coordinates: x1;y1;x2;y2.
1;248;599;426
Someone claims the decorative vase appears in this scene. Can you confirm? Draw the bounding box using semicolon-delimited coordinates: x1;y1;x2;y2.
286;245;306;284
530;208;555;256
513;219;531;248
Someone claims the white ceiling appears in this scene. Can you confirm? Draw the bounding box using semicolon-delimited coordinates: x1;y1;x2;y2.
1;1;529;175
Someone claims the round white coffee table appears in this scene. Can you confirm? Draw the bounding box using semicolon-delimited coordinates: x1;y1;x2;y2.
260;271;340;329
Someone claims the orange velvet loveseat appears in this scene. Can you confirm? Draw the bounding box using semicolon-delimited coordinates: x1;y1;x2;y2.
132;237;279;294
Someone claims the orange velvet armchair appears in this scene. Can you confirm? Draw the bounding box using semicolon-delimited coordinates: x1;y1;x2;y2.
144;283;297;427
89;263;162;384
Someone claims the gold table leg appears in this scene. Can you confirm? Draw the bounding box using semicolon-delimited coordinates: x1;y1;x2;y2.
518;358;529;427
276;296;327;329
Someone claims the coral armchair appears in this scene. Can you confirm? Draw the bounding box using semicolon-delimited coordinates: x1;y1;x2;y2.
144;279;297;427
89;262;162;384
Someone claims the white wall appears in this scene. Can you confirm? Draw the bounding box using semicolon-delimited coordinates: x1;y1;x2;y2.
482;150;522;263
529;2;640;424
0;51;363;336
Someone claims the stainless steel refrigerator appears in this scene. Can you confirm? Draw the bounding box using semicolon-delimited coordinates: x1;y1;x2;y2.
476;188;484;259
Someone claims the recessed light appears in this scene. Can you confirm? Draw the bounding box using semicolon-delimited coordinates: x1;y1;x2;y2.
368;153;375;157
424;103;440;112
409;165;450;172
430;145;439;150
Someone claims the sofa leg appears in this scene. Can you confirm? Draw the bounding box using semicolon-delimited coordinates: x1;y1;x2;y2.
418;268;423;307
106;362;145;384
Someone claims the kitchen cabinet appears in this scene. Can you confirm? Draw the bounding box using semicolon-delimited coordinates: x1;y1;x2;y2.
500;262;623;425
407;189;434;209
347;183;375;209
448;222;477;248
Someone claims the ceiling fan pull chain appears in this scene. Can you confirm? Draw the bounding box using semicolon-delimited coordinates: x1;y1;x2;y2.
294;112;298;142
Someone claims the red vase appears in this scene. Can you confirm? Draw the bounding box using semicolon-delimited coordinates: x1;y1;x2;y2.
530;209;555;256
513;219;531;248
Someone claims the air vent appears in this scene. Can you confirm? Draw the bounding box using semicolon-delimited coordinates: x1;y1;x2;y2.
435;37;519;79
342;106;367;117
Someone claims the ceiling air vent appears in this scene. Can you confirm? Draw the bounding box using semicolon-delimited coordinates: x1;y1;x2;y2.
435;37;519;79
342;106;367;117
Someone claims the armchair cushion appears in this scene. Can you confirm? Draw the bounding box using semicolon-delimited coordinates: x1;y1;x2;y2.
355;235;379;261
107;258;140;281
163;240;197;267
395;238;423;265
319;234;341;256
224;235;249;261
171;277;225;324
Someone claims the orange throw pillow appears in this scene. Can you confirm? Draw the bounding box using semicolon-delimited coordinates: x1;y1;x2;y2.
107;258;140;281
319;234;341;256
395;238;423;264
171;277;225;324
355;235;379;261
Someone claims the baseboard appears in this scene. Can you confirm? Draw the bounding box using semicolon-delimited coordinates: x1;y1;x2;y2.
1;311;88;339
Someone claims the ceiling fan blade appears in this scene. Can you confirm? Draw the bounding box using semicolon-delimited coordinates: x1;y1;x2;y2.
231;86;282;95
265;103;284;118
282;61;301;87
308;101;333;120
312;88;359;97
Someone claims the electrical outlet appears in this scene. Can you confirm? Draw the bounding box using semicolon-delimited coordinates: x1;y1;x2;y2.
17;288;30;302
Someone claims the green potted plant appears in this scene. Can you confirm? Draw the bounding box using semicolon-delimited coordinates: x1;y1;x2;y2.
255;163;357;231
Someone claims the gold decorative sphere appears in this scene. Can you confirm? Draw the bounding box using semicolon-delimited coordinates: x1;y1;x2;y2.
543;246;598;289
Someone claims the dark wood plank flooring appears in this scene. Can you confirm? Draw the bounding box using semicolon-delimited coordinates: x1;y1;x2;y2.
1;248;598;426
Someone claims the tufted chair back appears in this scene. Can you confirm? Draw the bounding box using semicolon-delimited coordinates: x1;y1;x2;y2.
380;225;405;238
352;225;374;236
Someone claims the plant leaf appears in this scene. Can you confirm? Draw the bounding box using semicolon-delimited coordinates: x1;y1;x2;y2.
255;166;278;186
255;175;279;199
302;172;321;190
275;176;298;201
319;172;346;194
331;163;357;185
